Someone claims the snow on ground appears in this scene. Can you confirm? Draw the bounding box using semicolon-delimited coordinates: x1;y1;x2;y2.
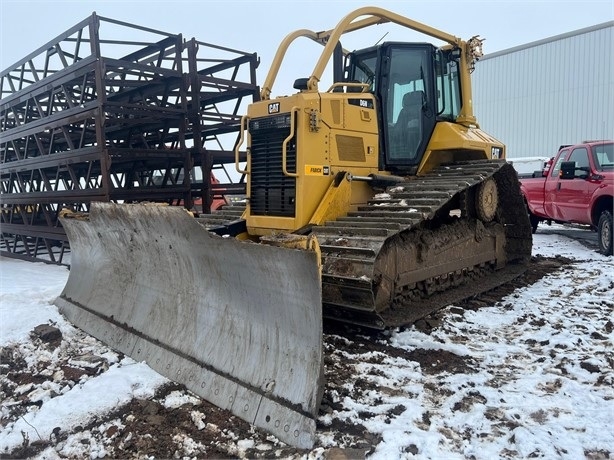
1;224;613;459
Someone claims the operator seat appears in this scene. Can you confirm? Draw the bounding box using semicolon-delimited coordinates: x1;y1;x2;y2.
391;90;424;161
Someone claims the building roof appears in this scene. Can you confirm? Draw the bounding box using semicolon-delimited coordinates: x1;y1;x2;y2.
481;20;613;60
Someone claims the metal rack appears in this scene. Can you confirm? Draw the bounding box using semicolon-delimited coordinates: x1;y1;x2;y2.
0;13;259;263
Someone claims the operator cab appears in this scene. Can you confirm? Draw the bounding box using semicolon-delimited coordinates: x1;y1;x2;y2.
344;43;463;174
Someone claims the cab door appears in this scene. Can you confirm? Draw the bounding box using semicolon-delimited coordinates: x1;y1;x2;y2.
544;149;569;220
556;147;591;223
378;44;437;171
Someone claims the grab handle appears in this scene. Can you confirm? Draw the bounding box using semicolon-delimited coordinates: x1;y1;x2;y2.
282;107;299;178
235;115;250;175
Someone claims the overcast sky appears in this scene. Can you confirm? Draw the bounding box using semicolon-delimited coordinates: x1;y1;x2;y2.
1;0;613;95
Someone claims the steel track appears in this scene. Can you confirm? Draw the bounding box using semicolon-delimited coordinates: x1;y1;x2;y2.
196;160;533;329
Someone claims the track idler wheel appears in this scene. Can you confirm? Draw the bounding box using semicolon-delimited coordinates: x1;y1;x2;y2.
476;177;498;222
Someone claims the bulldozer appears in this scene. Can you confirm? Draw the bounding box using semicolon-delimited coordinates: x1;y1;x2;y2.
54;7;532;449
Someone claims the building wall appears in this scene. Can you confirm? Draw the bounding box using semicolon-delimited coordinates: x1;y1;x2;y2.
472;22;613;159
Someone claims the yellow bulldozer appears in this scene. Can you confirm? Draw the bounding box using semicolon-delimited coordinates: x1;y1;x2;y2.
55;7;532;449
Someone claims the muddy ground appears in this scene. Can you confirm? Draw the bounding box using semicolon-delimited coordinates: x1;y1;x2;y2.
0;254;579;460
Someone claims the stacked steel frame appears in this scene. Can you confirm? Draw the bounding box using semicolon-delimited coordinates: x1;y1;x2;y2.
0;13;259;263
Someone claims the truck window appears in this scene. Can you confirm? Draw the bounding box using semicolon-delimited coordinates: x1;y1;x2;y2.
551;149;569;177
568;147;590;177
592;143;614;171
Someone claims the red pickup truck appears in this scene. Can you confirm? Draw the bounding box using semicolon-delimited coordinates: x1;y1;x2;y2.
519;140;613;255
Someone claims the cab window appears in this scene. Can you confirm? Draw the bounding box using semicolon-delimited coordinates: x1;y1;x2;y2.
436;49;461;120
345;51;377;92
551;149;569;177
592;143;614;170
568;147;589;178
388;48;430;123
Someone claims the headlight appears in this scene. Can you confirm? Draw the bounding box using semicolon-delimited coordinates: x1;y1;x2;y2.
491;146;503;159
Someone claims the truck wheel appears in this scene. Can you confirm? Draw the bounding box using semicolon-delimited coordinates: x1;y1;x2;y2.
597;210;613;256
529;213;540;234
524;198;539;233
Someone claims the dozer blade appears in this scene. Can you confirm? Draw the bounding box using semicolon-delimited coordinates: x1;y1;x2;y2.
54;202;323;449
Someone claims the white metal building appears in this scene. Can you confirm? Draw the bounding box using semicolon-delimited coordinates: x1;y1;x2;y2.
472;21;613;159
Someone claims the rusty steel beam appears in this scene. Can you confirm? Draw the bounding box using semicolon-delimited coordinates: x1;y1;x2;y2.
1;13;258;263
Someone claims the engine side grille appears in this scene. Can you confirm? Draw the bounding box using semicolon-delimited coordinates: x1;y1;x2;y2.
249;116;296;217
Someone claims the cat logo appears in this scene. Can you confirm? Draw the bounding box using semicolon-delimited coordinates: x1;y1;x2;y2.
268;102;280;114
